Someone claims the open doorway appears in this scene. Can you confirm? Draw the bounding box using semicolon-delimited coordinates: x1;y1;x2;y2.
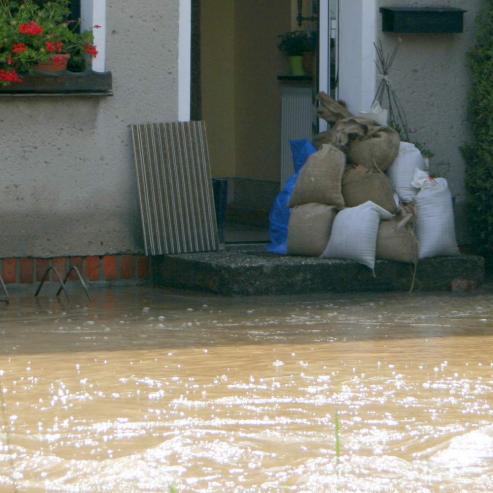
192;1;337;243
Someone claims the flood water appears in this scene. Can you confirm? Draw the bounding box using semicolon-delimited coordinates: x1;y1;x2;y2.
0;286;493;492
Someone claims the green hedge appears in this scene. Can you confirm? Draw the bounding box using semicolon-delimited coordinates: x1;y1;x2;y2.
463;0;493;260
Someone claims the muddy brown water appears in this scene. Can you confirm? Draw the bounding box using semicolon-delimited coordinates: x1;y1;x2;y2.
0;286;493;492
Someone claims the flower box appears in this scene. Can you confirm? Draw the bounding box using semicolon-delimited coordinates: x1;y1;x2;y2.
0;71;112;96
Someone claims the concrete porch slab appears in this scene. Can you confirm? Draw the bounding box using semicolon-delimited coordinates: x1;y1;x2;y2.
152;246;485;296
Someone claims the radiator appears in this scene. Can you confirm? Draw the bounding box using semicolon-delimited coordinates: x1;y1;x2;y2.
280;85;314;188
131;121;219;256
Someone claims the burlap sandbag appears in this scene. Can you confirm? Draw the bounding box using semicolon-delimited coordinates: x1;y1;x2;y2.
313;117;370;150
317;92;352;124
289;144;345;209
348;125;400;172
342;165;399;214
287;204;337;257
376;213;418;264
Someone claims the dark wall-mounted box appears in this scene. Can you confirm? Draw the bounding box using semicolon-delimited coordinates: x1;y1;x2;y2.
380;7;466;34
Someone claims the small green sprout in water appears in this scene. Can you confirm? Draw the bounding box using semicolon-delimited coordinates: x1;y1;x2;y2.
334;411;342;460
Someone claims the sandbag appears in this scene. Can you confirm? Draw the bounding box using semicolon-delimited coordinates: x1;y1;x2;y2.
413;171;459;259
317;92;353;124
289;144;346;209
288;204;337;257
319;117;373;149
348;125;400;172
387;142;427;203
342;165;399;214
268;139;317;255
376;213;418;264
357;101;389;127
321;201;393;271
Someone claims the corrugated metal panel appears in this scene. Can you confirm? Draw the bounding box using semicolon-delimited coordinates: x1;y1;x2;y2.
280;85;314;188
131;121;219;255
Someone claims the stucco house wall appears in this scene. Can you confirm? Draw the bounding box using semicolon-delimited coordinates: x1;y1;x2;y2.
378;0;482;241
0;0;180;258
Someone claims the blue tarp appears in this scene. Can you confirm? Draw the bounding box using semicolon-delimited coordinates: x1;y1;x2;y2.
267;139;317;255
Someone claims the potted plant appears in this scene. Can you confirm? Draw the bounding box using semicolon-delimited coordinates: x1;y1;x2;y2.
0;0;98;86
278;30;315;76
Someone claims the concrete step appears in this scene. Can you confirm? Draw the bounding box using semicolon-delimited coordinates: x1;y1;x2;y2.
152;248;485;296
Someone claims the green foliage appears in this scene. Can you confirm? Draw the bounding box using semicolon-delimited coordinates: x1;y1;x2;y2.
0;0;94;83
278;30;316;56
463;0;493;256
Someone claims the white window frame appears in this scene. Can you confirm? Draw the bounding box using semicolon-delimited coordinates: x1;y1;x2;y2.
81;0;107;73
178;0;192;121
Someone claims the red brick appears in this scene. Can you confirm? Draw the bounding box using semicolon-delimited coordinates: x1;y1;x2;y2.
137;256;150;279
20;258;34;284
86;256;101;282
51;257;67;282
120;255;136;279
2;259;17;284
36;258;50;282
103;256;118;281
68;257;84;281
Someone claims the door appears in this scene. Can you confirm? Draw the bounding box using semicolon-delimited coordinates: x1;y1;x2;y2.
318;0;339;132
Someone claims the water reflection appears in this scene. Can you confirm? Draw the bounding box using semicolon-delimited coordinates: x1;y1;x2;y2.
0;287;492;491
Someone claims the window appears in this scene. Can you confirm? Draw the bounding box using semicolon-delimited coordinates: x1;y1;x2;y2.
36;0;105;71
0;0;109;95
69;0;81;28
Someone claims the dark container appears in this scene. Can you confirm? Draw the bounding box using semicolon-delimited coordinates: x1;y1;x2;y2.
380;7;466;34
212;178;228;244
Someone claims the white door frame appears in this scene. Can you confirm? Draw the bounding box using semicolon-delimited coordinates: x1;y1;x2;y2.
338;0;377;114
178;0;377;122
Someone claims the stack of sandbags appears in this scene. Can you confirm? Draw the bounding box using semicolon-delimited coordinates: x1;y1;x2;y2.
269;92;460;270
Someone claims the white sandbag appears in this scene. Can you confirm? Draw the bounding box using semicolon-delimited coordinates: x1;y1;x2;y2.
387;142;426;203
321;201;393;271
412;171;459;259
357;101;389;126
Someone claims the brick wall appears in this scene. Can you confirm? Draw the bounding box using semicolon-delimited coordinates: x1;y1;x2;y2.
0;255;150;284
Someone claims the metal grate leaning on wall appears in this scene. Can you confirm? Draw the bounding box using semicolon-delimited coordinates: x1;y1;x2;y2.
130;121;219;255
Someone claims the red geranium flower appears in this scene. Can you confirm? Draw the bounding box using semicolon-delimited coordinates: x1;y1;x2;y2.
11;43;28;54
52;55;67;66
46;41;64;53
19;21;44;36
84;44;98;57
0;69;23;84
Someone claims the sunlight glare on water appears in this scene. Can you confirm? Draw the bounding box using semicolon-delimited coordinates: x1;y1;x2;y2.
0;287;493;492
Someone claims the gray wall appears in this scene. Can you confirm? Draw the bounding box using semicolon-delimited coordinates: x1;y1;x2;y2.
0;0;179;258
378;0;483;241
